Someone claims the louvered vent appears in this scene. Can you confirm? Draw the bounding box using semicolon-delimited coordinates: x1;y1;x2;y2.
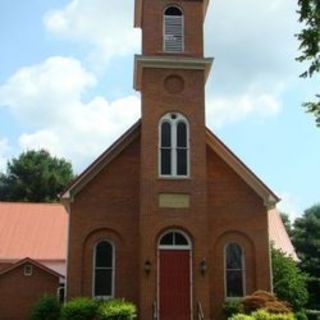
164;7;183;53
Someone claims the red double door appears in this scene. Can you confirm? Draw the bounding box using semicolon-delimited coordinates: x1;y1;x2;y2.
159;250;191;320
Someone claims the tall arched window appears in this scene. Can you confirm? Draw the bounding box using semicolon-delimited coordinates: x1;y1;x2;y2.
93;241;114;299
164;6;184;53
159;113;189;177
225;243;245;298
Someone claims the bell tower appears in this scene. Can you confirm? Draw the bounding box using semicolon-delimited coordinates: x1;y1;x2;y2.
134;0;213;319
135;0;209;57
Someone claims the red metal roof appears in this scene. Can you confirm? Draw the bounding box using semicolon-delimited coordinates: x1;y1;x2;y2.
268;209;298;261
0;202;67;261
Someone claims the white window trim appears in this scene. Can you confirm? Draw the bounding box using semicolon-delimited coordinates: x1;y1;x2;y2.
163;5;185;53
224;242;246;300
159;113;190;178
24;264;33;276
158;229;192;250
92;240;115;300
57;285;65;303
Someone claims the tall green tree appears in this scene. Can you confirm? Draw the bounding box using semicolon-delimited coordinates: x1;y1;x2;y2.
0;149;74;202
292;204;320;309
272;245;309;312
296;0;320;126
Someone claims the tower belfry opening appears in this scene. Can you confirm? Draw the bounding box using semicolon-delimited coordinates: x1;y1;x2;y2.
164;6;184;53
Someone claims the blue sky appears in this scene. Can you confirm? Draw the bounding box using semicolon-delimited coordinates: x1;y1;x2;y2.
0;0;319;219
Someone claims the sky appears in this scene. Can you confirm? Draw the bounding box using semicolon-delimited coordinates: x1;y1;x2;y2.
0;0;319;220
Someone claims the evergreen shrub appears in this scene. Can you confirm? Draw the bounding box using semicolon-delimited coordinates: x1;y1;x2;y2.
60;297;98;320
97;299;137;320
28;295;61;320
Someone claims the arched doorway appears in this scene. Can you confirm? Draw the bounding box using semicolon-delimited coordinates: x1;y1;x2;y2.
158;230;192;320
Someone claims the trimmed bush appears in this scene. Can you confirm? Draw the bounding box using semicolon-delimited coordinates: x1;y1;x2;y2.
60;297;98;320
229;309;295;320
97;299;137;320
251;310;294;320
28;295;61;320
251;309;273;320
230;314;254;320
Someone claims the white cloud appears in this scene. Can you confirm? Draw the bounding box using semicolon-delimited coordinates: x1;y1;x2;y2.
205;0;299;91
44;0;140;68
203;0;300;125
277;192;302;221
0;57;140;171
206;88;281;128
0;56;96;126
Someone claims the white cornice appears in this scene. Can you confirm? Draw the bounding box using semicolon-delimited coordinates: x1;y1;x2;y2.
134;54;213;91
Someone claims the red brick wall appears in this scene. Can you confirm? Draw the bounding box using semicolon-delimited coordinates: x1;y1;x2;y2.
0;262;60;320
67;137;141;303
138;66;210;319
67;138;271;320
207;146;271;319
67;137;271;320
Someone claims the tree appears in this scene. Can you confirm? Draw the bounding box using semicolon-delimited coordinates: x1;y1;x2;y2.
0;149;74;202
296;0;320;126
280;212;293;238
292;204;320;309
271;245;309;312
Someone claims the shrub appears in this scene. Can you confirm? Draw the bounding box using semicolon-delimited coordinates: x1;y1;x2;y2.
97;299;137;320
223;300;245;318
252;309;273;320
60;297;98;320
28;295;61;320
272;246;309;312
230;314;254;320
251;309;294;320
230;309;295;320
242;291;291;314
294;311;308;320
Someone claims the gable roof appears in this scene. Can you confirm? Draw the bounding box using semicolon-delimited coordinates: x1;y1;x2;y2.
61;120;141;200
0;257;64;278
205;127;280;207
0;202;67;261
268;209;298;261
62;121;279;207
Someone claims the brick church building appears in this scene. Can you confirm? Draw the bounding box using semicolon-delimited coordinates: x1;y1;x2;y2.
62;0;282;319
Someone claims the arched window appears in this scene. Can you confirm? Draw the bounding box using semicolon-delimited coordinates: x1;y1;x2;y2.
159;230;191;249
164;6;184;53
93;241;114;299
159;113;189;177
225;243;245;298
